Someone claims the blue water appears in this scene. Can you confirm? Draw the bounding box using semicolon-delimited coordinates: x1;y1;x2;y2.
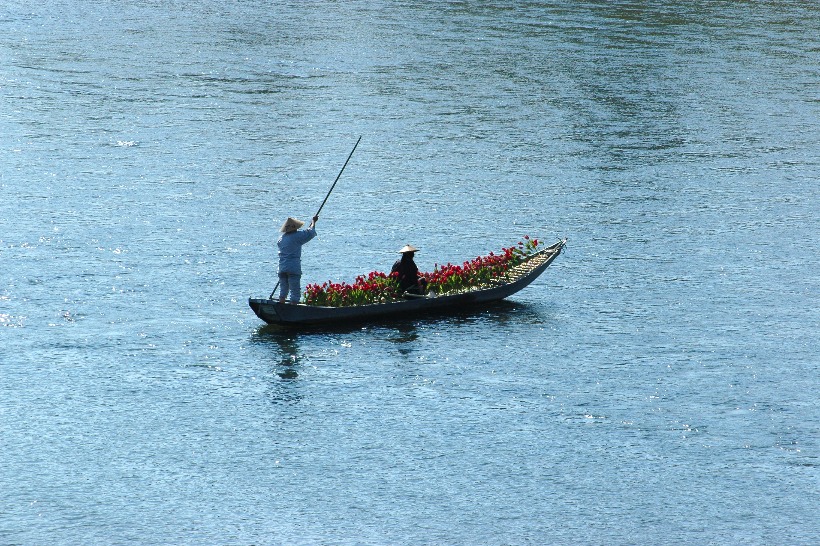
2;1;818;544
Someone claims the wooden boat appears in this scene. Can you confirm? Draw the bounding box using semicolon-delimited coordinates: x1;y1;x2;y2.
249;239;566;326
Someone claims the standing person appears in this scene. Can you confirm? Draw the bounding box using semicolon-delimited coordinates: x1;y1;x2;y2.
277;215;318;304
391;244;428;294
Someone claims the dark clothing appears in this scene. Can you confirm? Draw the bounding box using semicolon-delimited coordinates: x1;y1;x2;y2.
392;255;426;293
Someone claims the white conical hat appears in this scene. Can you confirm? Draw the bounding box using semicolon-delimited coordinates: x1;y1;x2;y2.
398;244;419;253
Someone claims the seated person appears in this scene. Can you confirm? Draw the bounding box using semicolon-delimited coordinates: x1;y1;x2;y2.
391;244;428;295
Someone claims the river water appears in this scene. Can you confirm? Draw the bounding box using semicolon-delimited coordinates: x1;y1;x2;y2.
1;1;818;544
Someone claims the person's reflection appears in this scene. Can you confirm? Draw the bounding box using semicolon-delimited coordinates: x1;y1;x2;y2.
253;327;304;405
272;333;300;379
387;322;419;355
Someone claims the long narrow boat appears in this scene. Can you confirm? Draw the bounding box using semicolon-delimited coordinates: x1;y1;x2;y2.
249;239;566;326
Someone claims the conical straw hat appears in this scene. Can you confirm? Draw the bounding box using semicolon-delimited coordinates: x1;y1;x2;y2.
280;217;305;233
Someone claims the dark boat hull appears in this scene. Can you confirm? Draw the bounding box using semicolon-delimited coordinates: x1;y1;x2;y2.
249;239;565;326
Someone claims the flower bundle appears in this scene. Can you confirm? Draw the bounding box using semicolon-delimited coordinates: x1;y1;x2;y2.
424;236;541;294
302;236;542;307
303;271;401;307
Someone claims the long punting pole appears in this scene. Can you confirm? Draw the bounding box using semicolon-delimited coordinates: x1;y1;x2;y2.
314;135;361;217
269;136;362;300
